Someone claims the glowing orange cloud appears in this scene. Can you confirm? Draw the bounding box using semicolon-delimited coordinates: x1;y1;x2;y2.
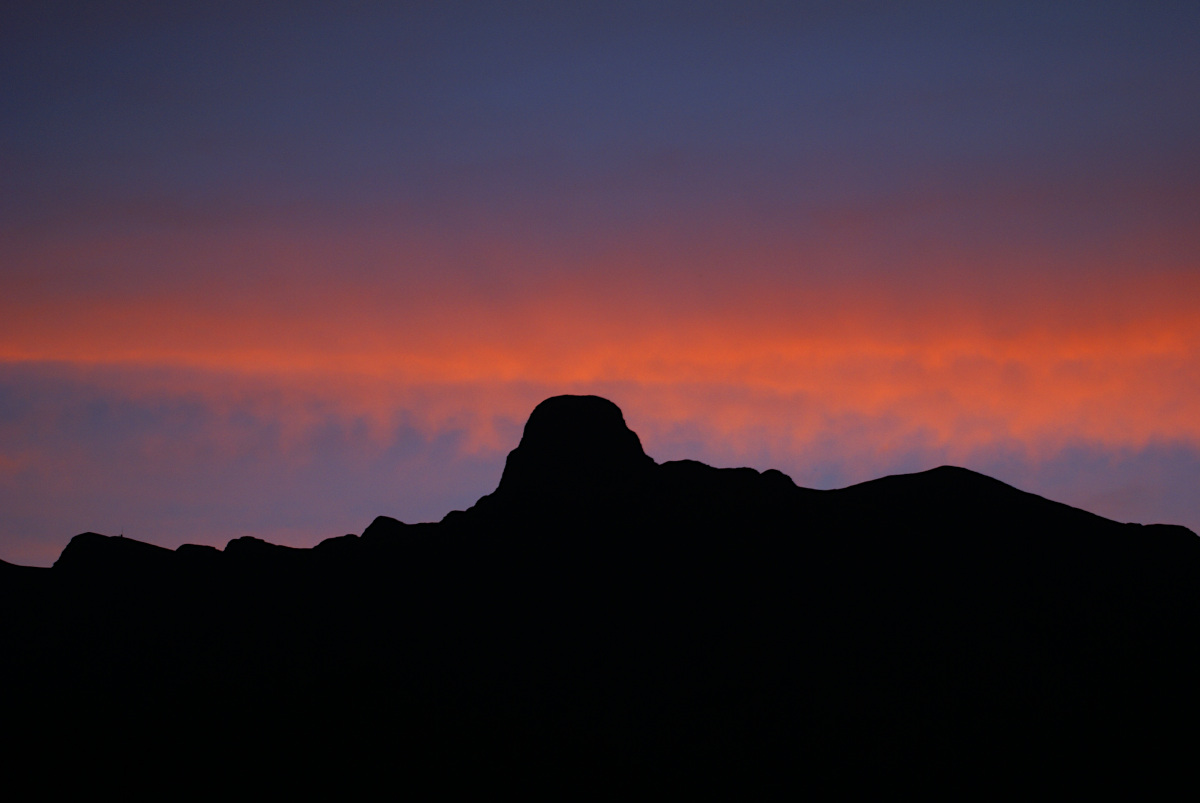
2;217;1197;469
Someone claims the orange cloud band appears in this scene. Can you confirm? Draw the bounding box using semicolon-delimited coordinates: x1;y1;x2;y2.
3;222;1197;465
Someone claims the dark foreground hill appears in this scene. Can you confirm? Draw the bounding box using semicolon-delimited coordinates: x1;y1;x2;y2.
3;395;1198;791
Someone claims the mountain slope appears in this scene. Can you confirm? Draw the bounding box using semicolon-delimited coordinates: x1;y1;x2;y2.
3;394;1197;789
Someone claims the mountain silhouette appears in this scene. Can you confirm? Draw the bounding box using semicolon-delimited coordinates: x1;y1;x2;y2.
496;394;655;495
3;394;1198;791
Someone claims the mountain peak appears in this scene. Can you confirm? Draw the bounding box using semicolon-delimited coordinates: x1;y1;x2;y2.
495;395;655;499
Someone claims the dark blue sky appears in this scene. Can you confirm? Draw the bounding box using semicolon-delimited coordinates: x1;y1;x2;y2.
6;2;1197;233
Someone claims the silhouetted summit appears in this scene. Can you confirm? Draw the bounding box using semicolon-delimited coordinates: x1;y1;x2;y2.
495;394;655;500
54;531;174;573
4;394;1199;789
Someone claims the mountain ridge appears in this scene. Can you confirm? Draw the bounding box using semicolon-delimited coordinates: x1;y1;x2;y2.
40;392;1195;567
4;394;1198;789
41;460;1193;571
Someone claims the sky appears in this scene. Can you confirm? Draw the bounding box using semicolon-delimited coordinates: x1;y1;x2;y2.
2;1;1198;566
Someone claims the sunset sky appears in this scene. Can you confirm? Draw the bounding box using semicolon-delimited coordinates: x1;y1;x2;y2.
3;2;1198;565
